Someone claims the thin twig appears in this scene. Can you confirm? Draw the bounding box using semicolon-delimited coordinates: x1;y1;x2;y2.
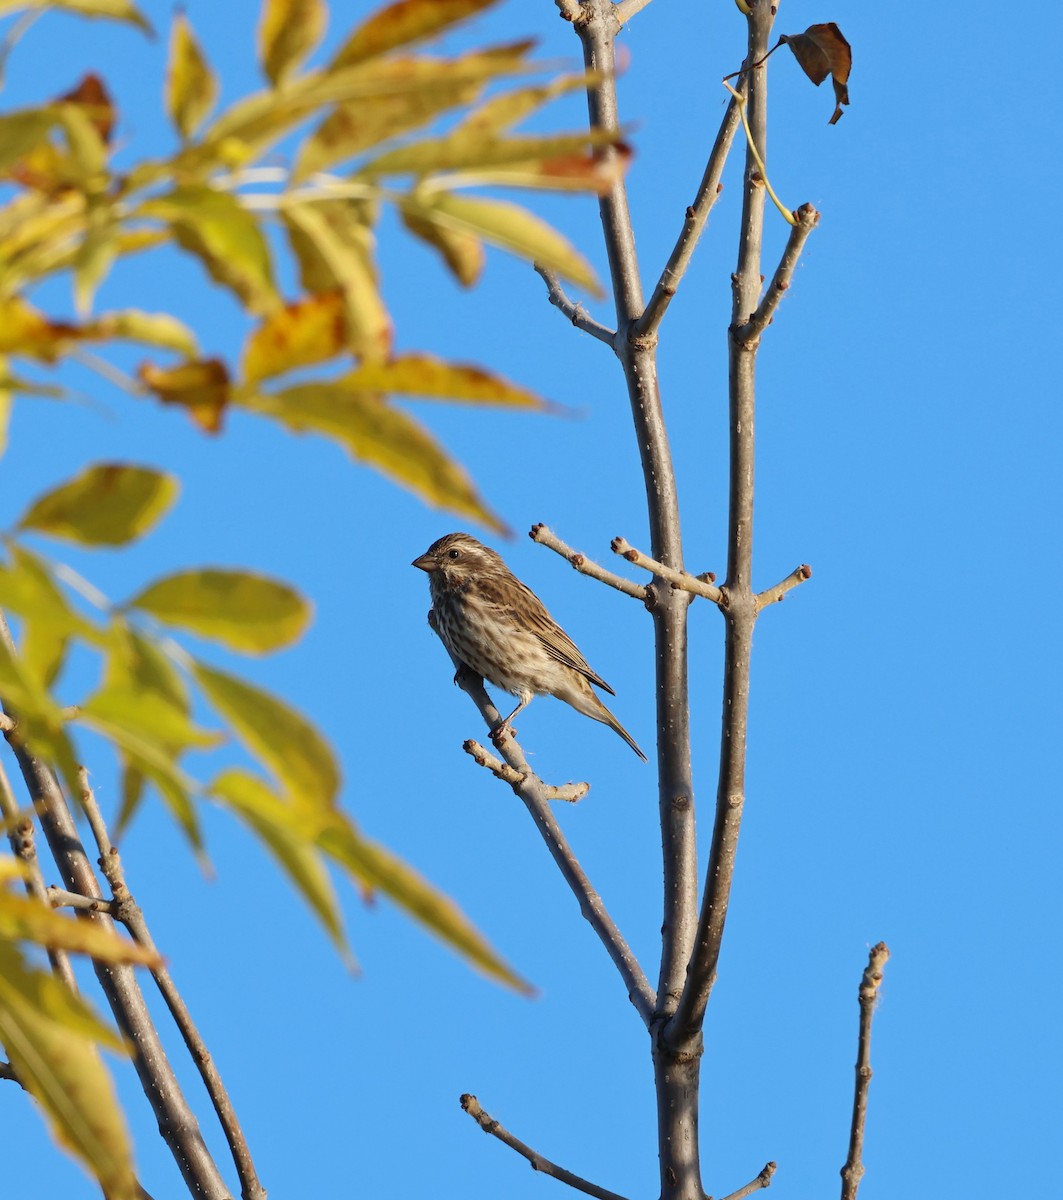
637;92;742;338
461;1094;633;1200
534;265;616;345
77;770;267;1200
614;0;654;26
464;740;589;803
47;885;114;913
841;943;890;1200
0;758;78;991
720;1161;777;1200
530;524;647;601
611;536;723;604
755;564;812;612
734;204;820;343
451;668;656;1024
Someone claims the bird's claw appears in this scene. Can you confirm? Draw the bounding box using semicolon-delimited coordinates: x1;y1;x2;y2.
490;721;515;747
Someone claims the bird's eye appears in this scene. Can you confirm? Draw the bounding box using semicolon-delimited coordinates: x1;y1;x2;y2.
447;548;461;560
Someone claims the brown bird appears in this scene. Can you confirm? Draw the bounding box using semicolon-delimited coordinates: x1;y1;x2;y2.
412;532;646;760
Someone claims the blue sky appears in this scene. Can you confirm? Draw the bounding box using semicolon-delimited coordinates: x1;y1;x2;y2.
2;1;1061;1198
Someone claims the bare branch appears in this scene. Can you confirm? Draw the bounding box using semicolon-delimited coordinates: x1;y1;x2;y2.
755;564;812;612
637;93;742;339
461;1094;633;1200
47;886;114;913
733;204;820;344
0;758;78;991
464;740;589;803
614;0;654;26
611;536;722;604
535;265;616;345
841;943;890;1200
530;524;647;601
554;0;583;23
77;770;267;1200
453;668;656;1024
720;1162;777;1200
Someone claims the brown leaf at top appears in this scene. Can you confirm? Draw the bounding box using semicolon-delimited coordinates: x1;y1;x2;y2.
781;23;851;125
138;358;231;433
58;73;116;143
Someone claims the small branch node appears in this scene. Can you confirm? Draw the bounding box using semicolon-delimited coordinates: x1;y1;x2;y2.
611;537;723;604
720;1161;777;1200
534;264;615;345
755;563;812;612
530;524;647;601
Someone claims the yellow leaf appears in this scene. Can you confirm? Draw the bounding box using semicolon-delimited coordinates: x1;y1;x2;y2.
139;186;277;315
0;0;152;32
259;0;328;87
364;130;618;180
0;296;78;362
0;943;138;1200
210;769;347;953
401;191;601;295
244;382;505;531
138;358;230;433
0;893;159;967
332;0;500;69
281;201;391;362
89;310;199;357
167;13;218;140
339;353;552;410
0;639;81;799
128;568;311;654
0;109;59;174
18;463;178;546
456;73;595;137
319;815;531;993
242;290;348;383
400;206;483;286
192;661;340;806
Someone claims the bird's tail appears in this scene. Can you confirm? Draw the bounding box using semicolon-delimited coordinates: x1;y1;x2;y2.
569;687;648;761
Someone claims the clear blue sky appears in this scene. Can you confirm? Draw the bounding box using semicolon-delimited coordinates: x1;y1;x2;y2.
2;1;1060;1197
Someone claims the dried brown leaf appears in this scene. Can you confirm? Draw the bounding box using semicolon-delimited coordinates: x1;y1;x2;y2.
781;22;851;125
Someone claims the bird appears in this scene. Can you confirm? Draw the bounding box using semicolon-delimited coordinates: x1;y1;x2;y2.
412;532;646;760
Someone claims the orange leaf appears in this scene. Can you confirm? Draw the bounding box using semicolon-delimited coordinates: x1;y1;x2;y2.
242;291;349;383
138;358;231;433
59;73;116;144
781;23;851;125
0;298;78;362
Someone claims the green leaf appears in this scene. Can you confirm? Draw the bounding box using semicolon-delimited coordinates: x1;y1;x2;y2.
166;13;218;140
0;943;138;1200
139;186;277;316
210;769;347;954
192;661;339;806
319;815;531;993
0;638;82;798
17;464;178;546
128;568;311;654
243;382;505;531
331;0;500;69
401;191;601;295
259;0;327;87
0;109;59;174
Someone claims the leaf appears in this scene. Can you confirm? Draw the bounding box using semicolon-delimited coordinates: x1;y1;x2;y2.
0;296;78;361
210;769;346;953
73;218;118;316
259;0;328;87
18;463;178;546
167;13;218;140
138;358;230;433
0;109;60;174
0;0;153;33
0;943;137;1200
332;0;500;69
319;815;531;993
89;310;199;357
0;892;158;966
139;186;277;315
192;661;340;806
59;73;116;144
128;568;311;654
400;205;483;286
400;191;601;296
244;383;505;531
241;290;349;384
781;23;852;125
338;353;552;410
281;201;391;362
455;73;594;137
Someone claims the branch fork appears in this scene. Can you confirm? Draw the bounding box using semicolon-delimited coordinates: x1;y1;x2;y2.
464;740;589;804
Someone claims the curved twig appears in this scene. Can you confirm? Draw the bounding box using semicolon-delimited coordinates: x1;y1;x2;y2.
530;524;647;601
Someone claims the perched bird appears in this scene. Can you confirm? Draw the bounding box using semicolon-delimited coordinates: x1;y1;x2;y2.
412;532;646;760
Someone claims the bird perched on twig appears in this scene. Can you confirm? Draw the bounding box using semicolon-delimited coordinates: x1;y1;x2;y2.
412;532;646;760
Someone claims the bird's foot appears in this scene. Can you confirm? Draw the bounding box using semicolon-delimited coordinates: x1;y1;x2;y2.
490;720;516;748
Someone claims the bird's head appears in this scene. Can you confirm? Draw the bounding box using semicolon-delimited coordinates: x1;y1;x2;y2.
412;532;506;583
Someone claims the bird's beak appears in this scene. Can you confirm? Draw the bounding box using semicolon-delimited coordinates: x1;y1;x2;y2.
411;554;436;572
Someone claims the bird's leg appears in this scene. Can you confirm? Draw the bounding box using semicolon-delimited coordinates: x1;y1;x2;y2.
492;694;531;747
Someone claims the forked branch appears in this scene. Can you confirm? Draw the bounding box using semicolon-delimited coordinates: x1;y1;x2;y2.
530;524;648;601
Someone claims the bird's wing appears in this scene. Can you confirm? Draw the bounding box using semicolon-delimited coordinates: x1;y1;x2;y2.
518;581;616;695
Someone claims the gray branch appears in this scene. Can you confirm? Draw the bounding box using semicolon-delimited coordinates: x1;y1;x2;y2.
840;943;890;1200
530;524;648;601
720;1162;777;1200
535;265;616;345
